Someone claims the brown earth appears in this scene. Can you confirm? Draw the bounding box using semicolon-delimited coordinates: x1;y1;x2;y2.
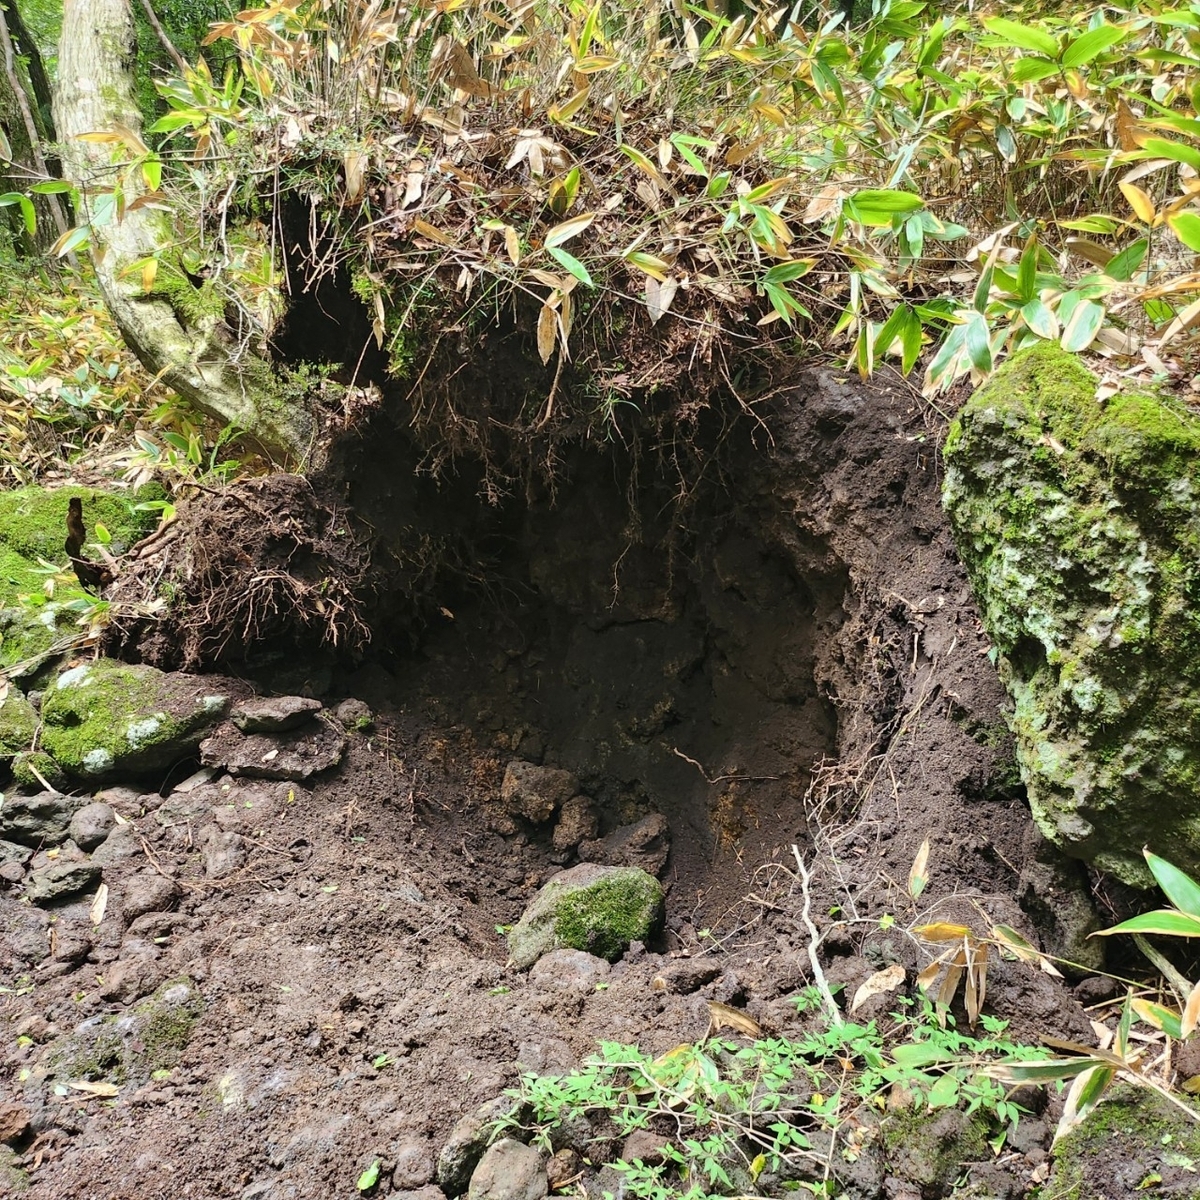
1;365;1125;1198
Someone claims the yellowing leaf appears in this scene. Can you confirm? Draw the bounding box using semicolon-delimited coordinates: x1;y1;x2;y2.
850;964;906;1013
67;1079;119;1097
411;218;456;246
545;213;595;248
625;251;671;281
504;225;520;265
1182;978;1200;1038
141;258;158;292
914;923;972;943
1119;181;1157;224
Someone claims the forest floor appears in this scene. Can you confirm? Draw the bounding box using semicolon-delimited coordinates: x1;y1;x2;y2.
0;366;1159;1199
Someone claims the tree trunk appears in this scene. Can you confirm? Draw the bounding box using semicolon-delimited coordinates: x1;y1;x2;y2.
52;0;313;465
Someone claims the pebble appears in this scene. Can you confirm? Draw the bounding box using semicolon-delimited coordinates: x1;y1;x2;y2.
25;859;100;904
90;823;142;866
467;1139;546;1200
528;949;611;992
393;1140;435;1188
231;695;323;734
120;871;181;922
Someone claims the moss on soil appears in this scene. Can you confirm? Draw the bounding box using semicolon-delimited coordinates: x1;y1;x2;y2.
1052;1084;1200;1197
47;977;203;1085
943;344;1200;886
0;483;163;673
0;686;37;756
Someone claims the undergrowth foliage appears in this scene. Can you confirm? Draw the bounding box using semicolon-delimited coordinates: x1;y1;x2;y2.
52;0;1200;432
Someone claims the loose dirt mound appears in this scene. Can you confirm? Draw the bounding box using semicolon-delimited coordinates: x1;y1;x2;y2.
1;367;1107;1198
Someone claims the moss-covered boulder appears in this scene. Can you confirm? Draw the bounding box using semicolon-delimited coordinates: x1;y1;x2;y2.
507;862;664;969
0;484;161;675
943;344;1200;886
0;686;37;756
1051;1085;1200;1197
40;658;229;781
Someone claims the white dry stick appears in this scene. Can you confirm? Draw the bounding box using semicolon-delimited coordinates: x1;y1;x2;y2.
791;844;843;1028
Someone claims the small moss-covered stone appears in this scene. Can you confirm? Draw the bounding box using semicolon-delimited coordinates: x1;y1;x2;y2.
10;750;66;791
943;344;1200;886
1051;1085;1200;1197
883;1108;989;1192
507;863;663;969
0;687;37;756
46;977;203;1085
41;658;229;781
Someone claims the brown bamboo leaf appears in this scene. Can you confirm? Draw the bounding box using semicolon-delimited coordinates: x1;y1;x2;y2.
1115;99;1148;152
706;1000;763;1037
915;956;944;993
850;964;906;1013
141;258;158;292
67;1080;119;1097
908;838;930;900
1160;296;1200;348
1119;180;1157;224
431;37;494;97
344;149;367;205
411;218;456;247
90;883;108;927
1066;237;1115;268
559;289;573;344
646;276;678;324
504;225;521;266
537;302;557;364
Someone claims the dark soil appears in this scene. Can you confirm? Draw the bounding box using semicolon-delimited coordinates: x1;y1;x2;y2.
1;365;1120;1198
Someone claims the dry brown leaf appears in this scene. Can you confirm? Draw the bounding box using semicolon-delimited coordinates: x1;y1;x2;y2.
536;301;557;365
706;1000;762;1037
504;225;521;266
908;838;930;900
915;956;944;992
1119;180;1156;224
1115;99;1147;152
1160;296;1200;348
645;276;678;324
67;1080;119;1098
90;883;109;927
411;218;456;247
430;37;494;97
344;149;367;205
850;964;906;1013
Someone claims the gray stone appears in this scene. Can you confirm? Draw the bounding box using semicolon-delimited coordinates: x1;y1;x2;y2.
507;863;664;970
200;720;346;781
0;861;23;885
436;1097;514;1196
528;949;611;992
579;813;670;877
620;1131;672;1167
0;839;31;865
201;828;246;879
25;859;100;904
11;751;67;792
120;872;181;922
467;1140;546;1200
91;823;141;866
390;1188;447;1200
393;1140;435;1189
334;698;374;731
68;802;116;851
52;926;92;965
0;790;83;846
231;695;322;734
552;796;598;851
500;761;578;824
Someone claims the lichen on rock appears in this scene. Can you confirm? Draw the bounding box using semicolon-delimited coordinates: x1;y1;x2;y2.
943;343;1200;885
507;862;664;969
40;658;229;781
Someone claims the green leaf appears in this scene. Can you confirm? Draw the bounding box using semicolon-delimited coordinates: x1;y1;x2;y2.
965;311;993;373
1096;909;1200;938
1021;299;1059;339
764;260;814;284
1145;852;1200;920
1010;56;1063;83
986;1057;1104;1083
546;246;595;287
926;1072;960;1109
357;1160;381;1191
29;180;73;195
1017;242;1038;302
1072;1064;1117;1119
93;522;112;546
1105;238;1149;282
1168;213;1200;253
1061;26;1126;69
1141;137;1200;173
981;17;1060;58
846;189;924;226
1060;298;1104;352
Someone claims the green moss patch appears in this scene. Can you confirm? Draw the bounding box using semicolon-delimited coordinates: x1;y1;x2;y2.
943;345;1200;886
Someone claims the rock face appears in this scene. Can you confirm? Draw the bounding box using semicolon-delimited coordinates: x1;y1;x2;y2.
40;659;230;781
507;863;664;969
944;345;1200;885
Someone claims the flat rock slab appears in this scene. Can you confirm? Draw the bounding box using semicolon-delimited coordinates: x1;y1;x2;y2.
201;720;346;781
25;859;100;904
231;695;322;734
